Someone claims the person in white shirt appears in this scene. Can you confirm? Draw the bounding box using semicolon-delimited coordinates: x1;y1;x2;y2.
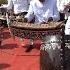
57;0;70;35
1;0;29;16
24;0;60;23
57;0;65;21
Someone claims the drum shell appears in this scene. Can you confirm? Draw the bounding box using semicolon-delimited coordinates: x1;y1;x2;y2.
10;21;64;70
40;34;61;70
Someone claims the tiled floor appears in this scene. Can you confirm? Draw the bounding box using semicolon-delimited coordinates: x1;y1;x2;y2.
1;28;70;70
0;28;40;70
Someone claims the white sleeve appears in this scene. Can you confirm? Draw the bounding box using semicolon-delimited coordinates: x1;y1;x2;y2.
25;1;34;22
53;0;60;21
28;0;32;5
57;0;65;12
57;0;61;11
7;0;13;10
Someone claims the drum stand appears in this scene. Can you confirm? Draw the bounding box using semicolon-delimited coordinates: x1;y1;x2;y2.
0;20;4;47
60;26;65;70
60;25;70;70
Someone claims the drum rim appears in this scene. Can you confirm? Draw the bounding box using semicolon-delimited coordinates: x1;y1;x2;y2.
10;21;64;31
10;25;63;31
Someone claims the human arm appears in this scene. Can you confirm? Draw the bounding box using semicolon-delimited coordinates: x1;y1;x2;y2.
52;0;60;21
24;1;34;22
7;0;13;10
57;0;70;13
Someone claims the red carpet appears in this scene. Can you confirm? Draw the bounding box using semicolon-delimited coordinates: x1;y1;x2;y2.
0;28;40;70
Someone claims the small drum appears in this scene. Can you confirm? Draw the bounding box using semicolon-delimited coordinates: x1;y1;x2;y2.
10;21;64;70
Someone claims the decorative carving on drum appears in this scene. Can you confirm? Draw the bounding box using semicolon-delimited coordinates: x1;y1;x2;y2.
10;21;63;40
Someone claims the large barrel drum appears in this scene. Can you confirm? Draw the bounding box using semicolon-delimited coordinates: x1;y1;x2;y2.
10;21;64;70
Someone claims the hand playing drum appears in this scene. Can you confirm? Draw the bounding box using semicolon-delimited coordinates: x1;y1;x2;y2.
23;18;28;23
48;17;53;22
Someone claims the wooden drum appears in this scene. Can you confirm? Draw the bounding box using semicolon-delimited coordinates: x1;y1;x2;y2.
10;21;63;39
10;21;64;70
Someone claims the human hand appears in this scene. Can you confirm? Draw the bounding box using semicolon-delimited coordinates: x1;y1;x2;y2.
64;2;70;9
23;18;28;22
0;4;7;9
48;17;53;22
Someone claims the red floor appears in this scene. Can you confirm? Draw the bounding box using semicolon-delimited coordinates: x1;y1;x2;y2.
0;28;40;70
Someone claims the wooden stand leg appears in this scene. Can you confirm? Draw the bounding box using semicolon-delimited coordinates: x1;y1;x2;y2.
0;26;4;46
60;26;65;70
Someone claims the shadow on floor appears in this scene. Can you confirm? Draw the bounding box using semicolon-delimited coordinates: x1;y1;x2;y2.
0;63;11;69
0;44;18;49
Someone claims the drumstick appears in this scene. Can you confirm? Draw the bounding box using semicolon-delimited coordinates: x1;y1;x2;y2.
6;12;15;40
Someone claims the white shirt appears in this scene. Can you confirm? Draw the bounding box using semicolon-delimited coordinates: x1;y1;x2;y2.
65;16;70;35
57;0;62;11
6;0;29;14
25;0;60;23
57;0;70;19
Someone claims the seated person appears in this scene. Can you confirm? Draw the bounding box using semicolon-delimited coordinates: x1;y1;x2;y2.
1;0;29;17
24;0;60;23
0;0;30;26
57;0;70;35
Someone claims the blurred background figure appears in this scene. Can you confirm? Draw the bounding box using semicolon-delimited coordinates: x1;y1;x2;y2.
0;0;7;4
0;0;7;14
57;0;70;35
0;0;8;27
57;0;65;21
0;0;31;18
0;0;32;26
